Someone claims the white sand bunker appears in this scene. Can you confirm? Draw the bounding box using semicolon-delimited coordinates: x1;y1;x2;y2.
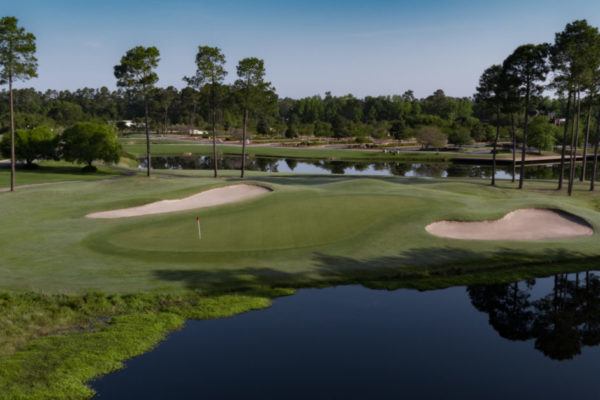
426;208;593;241
87;184;271;219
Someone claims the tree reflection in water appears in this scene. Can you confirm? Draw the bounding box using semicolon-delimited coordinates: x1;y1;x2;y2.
141;156;600;180
468;272;600;360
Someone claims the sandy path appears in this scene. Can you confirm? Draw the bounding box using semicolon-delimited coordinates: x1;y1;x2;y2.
425;208;593;240
87;184;271;219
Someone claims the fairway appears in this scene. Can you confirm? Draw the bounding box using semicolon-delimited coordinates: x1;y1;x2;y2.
2;174;600;293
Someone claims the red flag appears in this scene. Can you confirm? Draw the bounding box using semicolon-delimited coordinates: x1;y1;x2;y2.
196;216;199;221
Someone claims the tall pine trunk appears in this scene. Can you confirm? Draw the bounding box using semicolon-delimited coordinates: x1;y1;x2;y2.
212;108;218;178
144;94;151;177
519;85;530;189
558;91;572;190
568;90;581;196
590;117;600;191
211;84;218;178
163;106;169;135
241;108;248;178
581;96;593;181
511;113;516;183
9;74;15;192
491;106;500;186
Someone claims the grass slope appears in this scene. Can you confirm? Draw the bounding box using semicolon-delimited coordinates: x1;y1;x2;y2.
0;161;127;188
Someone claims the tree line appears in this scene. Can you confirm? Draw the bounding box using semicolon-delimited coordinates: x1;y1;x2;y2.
475;19;600;194
2;15;597;191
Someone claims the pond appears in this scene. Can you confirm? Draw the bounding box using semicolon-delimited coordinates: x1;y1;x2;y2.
92;271;600;399
139;156;597;180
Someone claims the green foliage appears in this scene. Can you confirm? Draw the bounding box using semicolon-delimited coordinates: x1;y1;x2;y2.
528;116;558;152
503;44;550;101
313;120;333;137
285;114;299;138
470;122;495;142
234;57;274;117
0;16;38;84
60;122;121;168
47;100;84;126
184;46;227;95
551;20;600;92
416;126;447;149
332;115;350;138
0;289;287;399
113;46;160;95
0;125;57;165
448;128;474;146
390;119;409;140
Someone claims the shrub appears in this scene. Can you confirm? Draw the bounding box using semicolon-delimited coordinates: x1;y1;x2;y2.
0;126;58;167
60;122;121;171
416;126;447;150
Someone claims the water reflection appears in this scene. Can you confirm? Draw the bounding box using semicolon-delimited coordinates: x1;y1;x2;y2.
468;272;600;360
140;155;600;180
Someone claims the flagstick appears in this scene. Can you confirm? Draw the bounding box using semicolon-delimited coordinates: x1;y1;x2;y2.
196;216;201;240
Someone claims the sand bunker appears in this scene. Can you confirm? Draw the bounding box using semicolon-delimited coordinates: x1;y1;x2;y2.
425;208;593;241
87;184;271;219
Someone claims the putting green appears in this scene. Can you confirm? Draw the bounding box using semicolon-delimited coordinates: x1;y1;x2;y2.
2;174;600;293
102;193;425;253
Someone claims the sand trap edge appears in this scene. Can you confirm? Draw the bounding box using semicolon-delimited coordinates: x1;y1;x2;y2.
86;183;273;219
425;208;594;241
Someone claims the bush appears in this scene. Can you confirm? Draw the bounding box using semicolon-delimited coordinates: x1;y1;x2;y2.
313;120;333;137
390;119;410;140
416;126;447;150
470;122;495;142
60;122;121;170
448;128;473;147
528;116;558;153
0;126;58;167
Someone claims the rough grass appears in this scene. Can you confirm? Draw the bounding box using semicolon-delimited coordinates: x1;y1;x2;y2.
0;288;293;399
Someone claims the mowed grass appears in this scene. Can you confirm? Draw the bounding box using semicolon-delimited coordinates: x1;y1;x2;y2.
0;160;127;188
2;173;600;294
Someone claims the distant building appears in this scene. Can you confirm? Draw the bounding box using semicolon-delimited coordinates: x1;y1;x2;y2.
120;120;144;128
189;129;208;136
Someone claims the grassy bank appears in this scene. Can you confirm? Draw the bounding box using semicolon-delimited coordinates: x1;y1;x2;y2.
0;160;128;189
2;173;600;397
0;288;293;399
121;142;468;161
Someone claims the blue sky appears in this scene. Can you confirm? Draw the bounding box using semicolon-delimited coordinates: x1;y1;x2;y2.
4;0;600;98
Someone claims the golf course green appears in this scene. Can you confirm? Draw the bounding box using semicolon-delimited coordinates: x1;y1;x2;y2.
3;172;599;293
2;168;600;399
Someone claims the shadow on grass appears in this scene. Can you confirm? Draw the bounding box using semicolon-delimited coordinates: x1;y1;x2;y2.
153;246;598;293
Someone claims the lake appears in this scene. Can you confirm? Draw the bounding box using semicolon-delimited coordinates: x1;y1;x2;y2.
92;271;600;399
139;155;596;180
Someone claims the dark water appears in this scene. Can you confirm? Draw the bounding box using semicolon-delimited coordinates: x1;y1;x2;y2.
92;271;600;399
139;155;598;180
